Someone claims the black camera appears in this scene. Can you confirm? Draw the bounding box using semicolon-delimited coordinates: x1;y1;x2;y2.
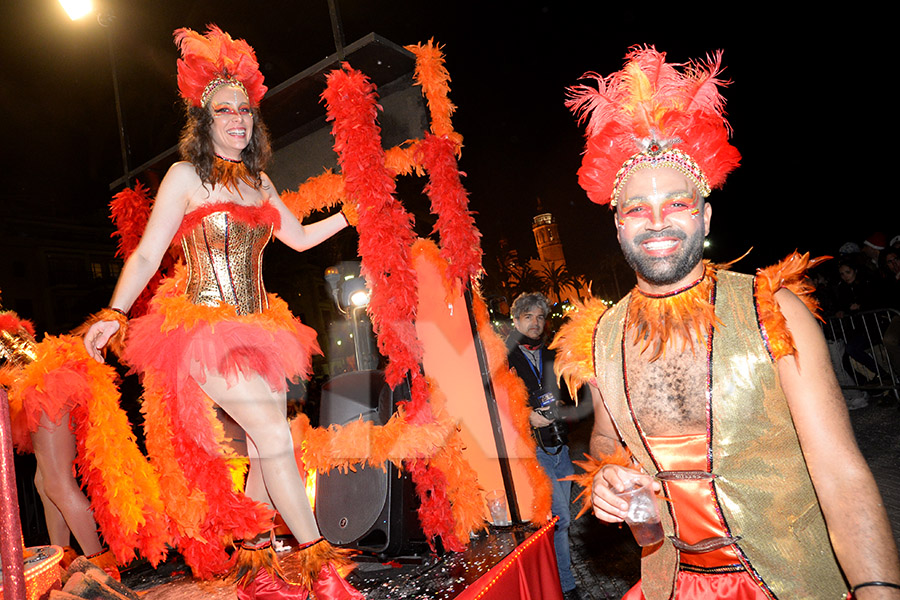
539;419;568;447
534;392;568;447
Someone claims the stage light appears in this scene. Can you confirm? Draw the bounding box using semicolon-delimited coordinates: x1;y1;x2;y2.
349;290;370;308
59;0;93;20
324;262;377;371
340;276;370;310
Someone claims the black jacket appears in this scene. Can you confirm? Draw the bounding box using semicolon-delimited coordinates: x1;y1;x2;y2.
506;333;570;447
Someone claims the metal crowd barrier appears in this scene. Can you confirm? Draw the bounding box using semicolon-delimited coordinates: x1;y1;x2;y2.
824;308;900;400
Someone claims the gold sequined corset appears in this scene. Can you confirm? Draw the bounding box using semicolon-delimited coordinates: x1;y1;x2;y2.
0;322;37;368
180;207;274;315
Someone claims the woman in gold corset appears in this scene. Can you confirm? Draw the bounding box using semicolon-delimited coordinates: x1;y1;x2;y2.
83;26;362;600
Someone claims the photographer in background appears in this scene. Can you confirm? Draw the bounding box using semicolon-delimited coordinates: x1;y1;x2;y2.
506;292;582;600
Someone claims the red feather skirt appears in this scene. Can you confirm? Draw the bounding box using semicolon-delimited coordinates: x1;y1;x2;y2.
122;270;320;578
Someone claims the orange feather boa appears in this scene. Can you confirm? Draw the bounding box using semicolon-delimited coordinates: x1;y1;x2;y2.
279;40;463;223
13;335;169;565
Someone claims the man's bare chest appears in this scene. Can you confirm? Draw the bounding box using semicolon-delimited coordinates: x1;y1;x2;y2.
623;338;708;436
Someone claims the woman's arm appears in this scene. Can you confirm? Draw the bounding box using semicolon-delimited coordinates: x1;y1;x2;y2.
83;162;195;360
263;174;349;252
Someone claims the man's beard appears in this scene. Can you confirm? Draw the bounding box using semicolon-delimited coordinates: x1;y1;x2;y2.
621;228;705;286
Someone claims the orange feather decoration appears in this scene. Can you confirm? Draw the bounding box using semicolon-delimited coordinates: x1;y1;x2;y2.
567;46;740;206
550;297;609;398
627;263;721;361
565;445;635;519
755;251;828;361
174;25;267;107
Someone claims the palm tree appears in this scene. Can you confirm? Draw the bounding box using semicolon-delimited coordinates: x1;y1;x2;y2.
538;262;577;304
509;263;548;300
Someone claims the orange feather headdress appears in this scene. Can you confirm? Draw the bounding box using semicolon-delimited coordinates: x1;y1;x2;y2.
566;45;741;207
174;25;267;107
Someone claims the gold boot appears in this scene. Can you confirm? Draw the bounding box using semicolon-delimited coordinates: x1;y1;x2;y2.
85;548;121;582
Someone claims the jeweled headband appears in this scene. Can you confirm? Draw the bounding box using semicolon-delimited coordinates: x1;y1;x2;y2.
200;76;250;108
612;145;710;206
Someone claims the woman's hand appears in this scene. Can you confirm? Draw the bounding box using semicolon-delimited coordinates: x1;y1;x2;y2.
83;320;121;363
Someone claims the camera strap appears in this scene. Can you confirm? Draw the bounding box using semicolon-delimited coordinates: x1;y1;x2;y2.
521;346;543;387
536;435;564;456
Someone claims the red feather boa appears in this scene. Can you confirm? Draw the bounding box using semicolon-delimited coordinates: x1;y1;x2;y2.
323;64;470;550
418;134;482;295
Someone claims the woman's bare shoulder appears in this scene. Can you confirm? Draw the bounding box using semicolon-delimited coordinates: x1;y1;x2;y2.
158;161;207;208
165;161;201;181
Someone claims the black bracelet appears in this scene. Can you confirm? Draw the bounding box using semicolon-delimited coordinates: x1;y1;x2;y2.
851;581;900;595
108;307;128;318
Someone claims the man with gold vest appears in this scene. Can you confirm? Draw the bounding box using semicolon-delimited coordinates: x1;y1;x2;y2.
554;47;900;600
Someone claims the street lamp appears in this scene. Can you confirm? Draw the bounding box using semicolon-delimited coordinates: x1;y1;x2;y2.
59;0;93;20
59;0;132;189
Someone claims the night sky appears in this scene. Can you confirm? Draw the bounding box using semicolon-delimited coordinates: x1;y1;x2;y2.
2;1;894;297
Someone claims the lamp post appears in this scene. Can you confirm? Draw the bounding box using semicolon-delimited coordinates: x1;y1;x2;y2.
59;0;131;189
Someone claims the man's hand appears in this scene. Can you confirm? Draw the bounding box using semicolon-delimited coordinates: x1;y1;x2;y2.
592;465;660;523
529;409;553;428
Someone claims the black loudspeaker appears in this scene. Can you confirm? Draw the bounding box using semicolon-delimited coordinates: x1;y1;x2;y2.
315;371;426;556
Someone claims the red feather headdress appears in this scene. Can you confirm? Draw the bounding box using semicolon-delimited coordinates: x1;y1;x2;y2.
174;25;267;107
566;46;741;207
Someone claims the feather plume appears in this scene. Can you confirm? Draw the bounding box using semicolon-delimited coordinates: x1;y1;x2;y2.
174;25;267;107
567;45;740;205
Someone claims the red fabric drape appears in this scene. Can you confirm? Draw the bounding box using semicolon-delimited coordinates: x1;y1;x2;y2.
455;520;563;600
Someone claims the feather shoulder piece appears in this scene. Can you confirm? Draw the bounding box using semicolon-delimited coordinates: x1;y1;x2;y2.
550;297;609;398
755;251;829;361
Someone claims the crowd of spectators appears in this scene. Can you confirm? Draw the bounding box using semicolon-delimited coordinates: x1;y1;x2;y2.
812;232;900;408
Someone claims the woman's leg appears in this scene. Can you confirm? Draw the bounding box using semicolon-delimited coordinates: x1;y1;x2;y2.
198;372;319;543
31;414;103;555
33;465;71;547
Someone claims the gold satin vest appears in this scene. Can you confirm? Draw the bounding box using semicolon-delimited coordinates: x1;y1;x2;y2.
593;270;846;600
180;210;272;315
